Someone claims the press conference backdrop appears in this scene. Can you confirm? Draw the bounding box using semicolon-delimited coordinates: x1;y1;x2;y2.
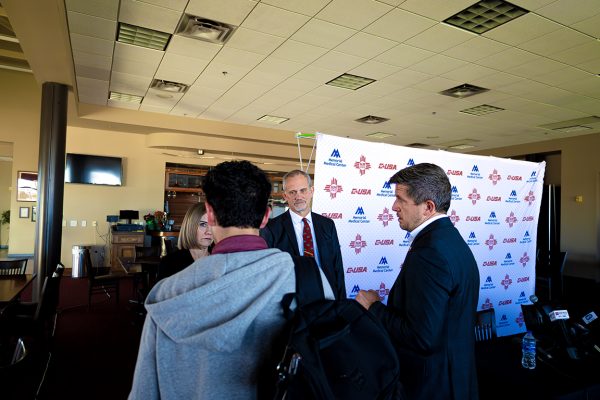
312;134;546;337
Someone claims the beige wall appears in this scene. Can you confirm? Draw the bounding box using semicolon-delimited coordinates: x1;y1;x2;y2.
0;160;11;247
474;133;600;280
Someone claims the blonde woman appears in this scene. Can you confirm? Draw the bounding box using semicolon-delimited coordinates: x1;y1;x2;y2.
157;203;213;281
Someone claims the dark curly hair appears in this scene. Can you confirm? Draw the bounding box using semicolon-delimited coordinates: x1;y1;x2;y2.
389;163;451;213
203;160;272;228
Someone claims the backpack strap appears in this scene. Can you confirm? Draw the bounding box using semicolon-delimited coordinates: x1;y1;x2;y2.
281;256;325;318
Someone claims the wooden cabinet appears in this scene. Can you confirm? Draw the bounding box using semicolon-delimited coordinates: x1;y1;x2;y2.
111;231;144;269
165;167;206;193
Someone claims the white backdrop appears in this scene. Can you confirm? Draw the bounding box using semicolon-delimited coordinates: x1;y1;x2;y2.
312;134;546;337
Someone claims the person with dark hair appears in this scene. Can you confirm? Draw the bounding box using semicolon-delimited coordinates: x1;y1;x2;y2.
260;169;346;299
129;160;332;400
156;203;213;281
356;163;480;400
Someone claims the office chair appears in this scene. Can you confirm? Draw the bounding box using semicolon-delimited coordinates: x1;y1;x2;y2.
536;251;567;302
0;259;28;276
474;308;497;342
85;249;121;309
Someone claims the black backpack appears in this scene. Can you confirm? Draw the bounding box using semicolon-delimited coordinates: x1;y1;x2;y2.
270;256;401;400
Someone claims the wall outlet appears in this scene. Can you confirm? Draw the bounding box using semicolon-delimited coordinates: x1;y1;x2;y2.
92;221;97;227
69;220;77;227
81;220;87;227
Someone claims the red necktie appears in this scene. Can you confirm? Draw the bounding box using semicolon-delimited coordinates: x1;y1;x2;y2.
302;218;314;257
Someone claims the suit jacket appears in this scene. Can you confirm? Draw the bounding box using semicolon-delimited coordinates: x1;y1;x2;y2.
260;210;346;299
370;217;480;400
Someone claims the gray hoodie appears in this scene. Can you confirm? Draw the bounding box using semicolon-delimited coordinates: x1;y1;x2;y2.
129;248;296;400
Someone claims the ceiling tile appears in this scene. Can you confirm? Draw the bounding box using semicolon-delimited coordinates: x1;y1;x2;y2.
547;41;600;66
211;47;266;69
576;58;600;74
74;64;111;81
398;0;478;21
442;36;510;62
374;44;434;68
67;11;117;41
469;72;525;90
110;70;154;96
70;33;114;57
114;42;164;64
363;8;436;42
271;40;328;64
353;79;404;96
291;19;356;49
198;61;254;88
65;0;119;20
335;32;397;59
139;0;188;12
170;101;203;117
275;78;322;93
311;51;367;72
386;68;433;88
260;0;331;17
227;27;286;55
572;13;600;37
409;54;467;75
495;79;551;97
518;28;592;57
185;85;226;104
293;65;342;83
186;0;257;26
155;63;205;85
242;3;310;38
349;60;400;80
412;76;462;93
242;69;287;87
534;66;593;86
482;13;562;46
254;57;306;78
316;0;392;30
561;76;600;99
73;50;113;70
562;98;600;115
143;88;184;107
107;98;140;109
476;47;541;70
159;52;211;74
405;23;475;53
139;103;173;113
441;63;497;82
119;0;181;33
536;0;600;25
309;85;349;99
76;76;110;93
509;0;556;11
166;36;223;60
506;56;566;79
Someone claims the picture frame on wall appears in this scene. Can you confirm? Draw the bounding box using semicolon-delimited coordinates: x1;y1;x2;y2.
17;171;38;202
31;206;37;222
19;207;30;219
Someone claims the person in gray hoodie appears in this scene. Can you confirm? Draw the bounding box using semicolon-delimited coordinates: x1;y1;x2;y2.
129;160;332;400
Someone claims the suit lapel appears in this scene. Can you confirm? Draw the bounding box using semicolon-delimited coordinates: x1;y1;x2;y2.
283;211;300;256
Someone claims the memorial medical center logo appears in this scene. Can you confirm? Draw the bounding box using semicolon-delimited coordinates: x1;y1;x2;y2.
324;178;343;199
354;155;371;176
466;232;480;246
349;234;367;254
468;165;483;180
373;256;393;273
324;148;347;167
482;276;496;290
505;190;520;204
348;206;370;224
451;186;463;201
501;253;515;267
377;207;395;227
520;231;532;244
349;284;361;299
527;171;539;183
377;181;395;197
399;232;411;247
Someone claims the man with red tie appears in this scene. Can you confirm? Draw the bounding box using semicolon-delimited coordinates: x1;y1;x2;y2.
260;170;346;299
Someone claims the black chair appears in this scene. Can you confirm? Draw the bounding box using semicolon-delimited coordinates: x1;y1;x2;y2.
474;308;497;342
0;336;28;395
86;249;121;309
0;259;28;276
536;251;567;302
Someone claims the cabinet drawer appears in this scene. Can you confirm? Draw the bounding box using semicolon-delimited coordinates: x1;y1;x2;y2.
113;234;144;244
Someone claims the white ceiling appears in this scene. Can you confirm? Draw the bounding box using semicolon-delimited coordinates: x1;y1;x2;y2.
6;0;600;154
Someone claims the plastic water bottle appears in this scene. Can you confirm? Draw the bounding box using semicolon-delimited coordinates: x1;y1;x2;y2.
521;331;536;369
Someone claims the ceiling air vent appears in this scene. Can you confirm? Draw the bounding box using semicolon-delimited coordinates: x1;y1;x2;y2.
444;0;528;34
539;116;600;133
366;132;395;139
439;83;489;98
460;104;505;116
356;115;389;124
177;15;236;44
117;23;171;51
151;79;189;93
327;73;376;90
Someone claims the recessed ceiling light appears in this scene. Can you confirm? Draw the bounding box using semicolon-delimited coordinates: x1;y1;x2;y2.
327;73;376;90
448;144;476;150
117;23;170;51
444;0;528;34
257;115;289;124
177;15;236;44
460;104;505;116
151;79;189;93
552;125;593;133
356;115;389;124
440;83;489;98
366;132;396;139
109;91;143;104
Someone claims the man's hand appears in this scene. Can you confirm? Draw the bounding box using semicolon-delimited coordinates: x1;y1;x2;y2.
356;289;381;310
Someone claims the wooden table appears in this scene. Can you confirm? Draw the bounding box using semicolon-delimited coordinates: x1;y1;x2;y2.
0;274;36;303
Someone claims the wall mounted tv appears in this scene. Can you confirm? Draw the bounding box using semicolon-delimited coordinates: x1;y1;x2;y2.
65;153;123;186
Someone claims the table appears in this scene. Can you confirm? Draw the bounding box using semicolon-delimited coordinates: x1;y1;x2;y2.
118;257;160;304
0;274;36;303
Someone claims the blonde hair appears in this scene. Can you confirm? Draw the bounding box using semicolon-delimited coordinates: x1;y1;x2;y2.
178;203;208;250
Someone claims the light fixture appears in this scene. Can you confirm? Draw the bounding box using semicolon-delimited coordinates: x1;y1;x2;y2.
444;0;528;34
257;115;289;124
109;91;143;103
177;15;236;44
355;115;389;124
460;104;505;116
366;132;396;139
151;79;189;93
326;73;376;90
440;83;489;98
197;149;204;155
448;144;476;150
117;23;171;51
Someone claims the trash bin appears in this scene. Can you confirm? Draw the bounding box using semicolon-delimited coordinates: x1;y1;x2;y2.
72;245;91;278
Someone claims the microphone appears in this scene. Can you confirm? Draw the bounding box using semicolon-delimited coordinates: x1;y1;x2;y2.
529;295;580;360
529;295;552;324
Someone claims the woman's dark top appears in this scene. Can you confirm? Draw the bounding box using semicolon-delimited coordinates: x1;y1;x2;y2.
156;249;194;281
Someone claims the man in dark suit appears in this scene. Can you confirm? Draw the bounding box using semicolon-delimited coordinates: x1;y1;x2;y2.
260;170;346;299
356;163;480;400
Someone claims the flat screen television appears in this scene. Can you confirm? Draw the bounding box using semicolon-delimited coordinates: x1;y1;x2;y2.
65;153;123;186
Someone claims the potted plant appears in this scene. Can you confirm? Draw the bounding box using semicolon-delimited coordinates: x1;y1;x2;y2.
0;210;10;249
